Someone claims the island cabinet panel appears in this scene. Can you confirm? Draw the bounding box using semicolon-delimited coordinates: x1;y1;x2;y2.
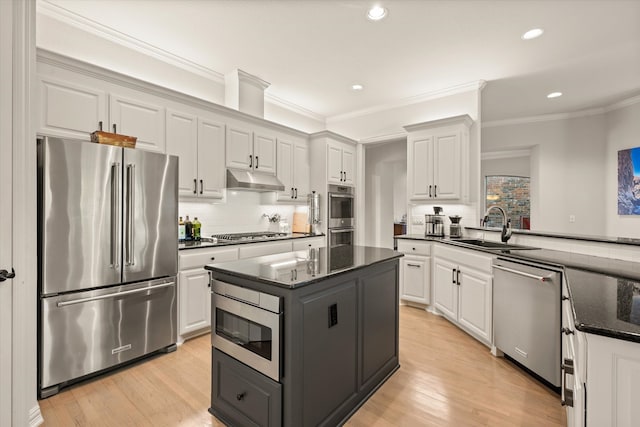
360;266;399;386
212;348;282;427
300;280;358;427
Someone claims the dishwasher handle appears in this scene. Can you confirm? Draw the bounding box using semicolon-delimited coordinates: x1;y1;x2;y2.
493;264;553;282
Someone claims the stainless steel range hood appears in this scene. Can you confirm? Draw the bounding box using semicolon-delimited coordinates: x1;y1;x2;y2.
226;168;285;192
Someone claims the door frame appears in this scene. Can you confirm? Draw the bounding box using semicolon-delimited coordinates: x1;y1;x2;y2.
1;0;40;425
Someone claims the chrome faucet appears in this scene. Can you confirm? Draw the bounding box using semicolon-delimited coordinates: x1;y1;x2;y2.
482;205;512;243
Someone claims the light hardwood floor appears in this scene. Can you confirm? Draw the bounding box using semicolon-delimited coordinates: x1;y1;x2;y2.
40;306;566;426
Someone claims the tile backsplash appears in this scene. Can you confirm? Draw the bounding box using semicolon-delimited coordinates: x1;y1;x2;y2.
179;191;305;236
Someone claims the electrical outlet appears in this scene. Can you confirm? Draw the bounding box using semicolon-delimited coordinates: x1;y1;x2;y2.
412;215;424;225
569;215;576;223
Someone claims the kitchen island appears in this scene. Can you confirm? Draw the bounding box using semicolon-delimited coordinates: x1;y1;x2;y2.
205;245;402;427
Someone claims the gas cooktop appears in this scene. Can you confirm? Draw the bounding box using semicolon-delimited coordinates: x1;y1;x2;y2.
211;231;289;242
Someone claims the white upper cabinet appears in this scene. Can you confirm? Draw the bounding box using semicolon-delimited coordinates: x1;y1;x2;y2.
327;140;356;186
109;92;166;153
405;115;472;202
37;76;107;140
226;123;276;175
276;136;309;202
166;108;225;200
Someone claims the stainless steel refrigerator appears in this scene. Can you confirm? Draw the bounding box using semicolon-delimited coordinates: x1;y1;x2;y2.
37;137;179;398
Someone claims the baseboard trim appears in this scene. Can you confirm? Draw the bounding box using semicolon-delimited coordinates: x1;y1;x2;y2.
29;404;44;427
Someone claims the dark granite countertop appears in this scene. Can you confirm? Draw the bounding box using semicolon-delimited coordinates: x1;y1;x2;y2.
464;226;640;247
179;233;324;251
205;245;403;289
394;233;640;343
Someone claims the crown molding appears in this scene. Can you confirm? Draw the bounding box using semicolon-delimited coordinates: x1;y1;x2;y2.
482;107;605;128
481;149;532;161
309;130;358;145
359;131;408;145
326;80;485;124
603;93;640;113
264;93;326;123
37;0;224;83
235;69;271;90
404;114;473;132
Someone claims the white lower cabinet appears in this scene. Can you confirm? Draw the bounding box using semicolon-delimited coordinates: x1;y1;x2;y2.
178;246;239;342
292;236;325;251
396;240;432;306
238;240;293;259
432;244;494;346
562;278;587;427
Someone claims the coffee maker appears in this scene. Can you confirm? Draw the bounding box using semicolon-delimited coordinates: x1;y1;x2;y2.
449;215;463;238
425;207;445;237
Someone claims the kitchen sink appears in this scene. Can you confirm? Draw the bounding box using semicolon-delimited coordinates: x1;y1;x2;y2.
453;239;539;251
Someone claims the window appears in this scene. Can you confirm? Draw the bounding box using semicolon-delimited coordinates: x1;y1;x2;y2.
485;176;530;230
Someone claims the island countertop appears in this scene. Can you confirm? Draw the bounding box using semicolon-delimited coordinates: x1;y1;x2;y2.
204;245;403;289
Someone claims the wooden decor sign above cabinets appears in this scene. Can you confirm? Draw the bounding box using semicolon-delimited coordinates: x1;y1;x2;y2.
405;115;473;203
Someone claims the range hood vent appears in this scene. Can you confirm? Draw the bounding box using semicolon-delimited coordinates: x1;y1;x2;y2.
226;168;285;192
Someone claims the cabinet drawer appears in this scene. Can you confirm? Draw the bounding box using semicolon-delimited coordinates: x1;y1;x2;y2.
292;236;325;251
433;243;493;272
179;247;239;270
212;349;282;427
239;240;293;259
396;240;431;256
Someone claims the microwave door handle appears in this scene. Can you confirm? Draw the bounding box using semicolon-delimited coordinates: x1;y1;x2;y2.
330;229;353;234
329;194;353;198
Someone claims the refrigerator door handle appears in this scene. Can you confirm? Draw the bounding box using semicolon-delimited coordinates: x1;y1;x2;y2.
110;163;120;268
56;282;175;307
126;164;135;266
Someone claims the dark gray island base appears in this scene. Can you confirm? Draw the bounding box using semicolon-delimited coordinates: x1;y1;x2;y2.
205;246;403;427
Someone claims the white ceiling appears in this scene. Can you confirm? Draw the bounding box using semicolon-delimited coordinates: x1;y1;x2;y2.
39;0;640;122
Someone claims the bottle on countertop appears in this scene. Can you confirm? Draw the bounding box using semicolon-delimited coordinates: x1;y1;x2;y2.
178;216;186;242
193;217;201;241
185;215;193;241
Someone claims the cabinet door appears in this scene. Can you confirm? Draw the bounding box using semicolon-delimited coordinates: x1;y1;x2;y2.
37;76;107;140
292;236;325;251
178;268;211;336
433;257;458;320
433;132;461;199
408;137;432;199
276;138;294;201
253;132;276;174
341;145;356;186
301;280;357;426
400;256;430;304
226;125;252;170
198;118;225;199
293;141;310;199
327;143;343;184
110;93;165;153
458;268;492;344
238;241;293;259
166;109;198;197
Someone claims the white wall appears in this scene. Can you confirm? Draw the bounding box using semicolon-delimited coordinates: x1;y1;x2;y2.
179;192;299;236
605;100;640;238
364;141;407;248
482;113;607;235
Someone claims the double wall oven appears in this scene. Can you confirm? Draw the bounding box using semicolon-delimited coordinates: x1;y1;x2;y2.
327;184;354;247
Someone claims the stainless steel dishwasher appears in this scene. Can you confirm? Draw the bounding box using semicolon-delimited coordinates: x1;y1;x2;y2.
493;257;562;387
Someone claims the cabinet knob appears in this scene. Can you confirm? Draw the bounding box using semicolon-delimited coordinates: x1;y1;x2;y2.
236;392;246;401
211;257;215;260
561;327;574;335
562;295;569;301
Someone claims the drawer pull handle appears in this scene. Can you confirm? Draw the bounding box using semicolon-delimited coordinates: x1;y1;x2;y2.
407;263;421;268
211;257;215;261
236;392;246;401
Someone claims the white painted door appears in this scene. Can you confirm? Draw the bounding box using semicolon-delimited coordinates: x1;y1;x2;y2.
400;255;430;304
293;141;310;198
198;117;225;199
341;145;356;186
433;132;461;200
0;0;12;422
458;268;492;343
433;257;458;320
327;142;343;184
409;136;431;199
276;138;294;201
253;131;276;175
110;92;166;153
178;269;211;335
226;125;252;170
166;109;198;197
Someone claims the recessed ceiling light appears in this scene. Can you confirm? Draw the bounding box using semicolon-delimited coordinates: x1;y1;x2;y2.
522;28;544;40
351;84;364;91
367;5;387;21
547;92;563;99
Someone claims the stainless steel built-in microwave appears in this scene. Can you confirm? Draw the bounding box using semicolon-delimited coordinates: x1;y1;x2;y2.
328;184;354;229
